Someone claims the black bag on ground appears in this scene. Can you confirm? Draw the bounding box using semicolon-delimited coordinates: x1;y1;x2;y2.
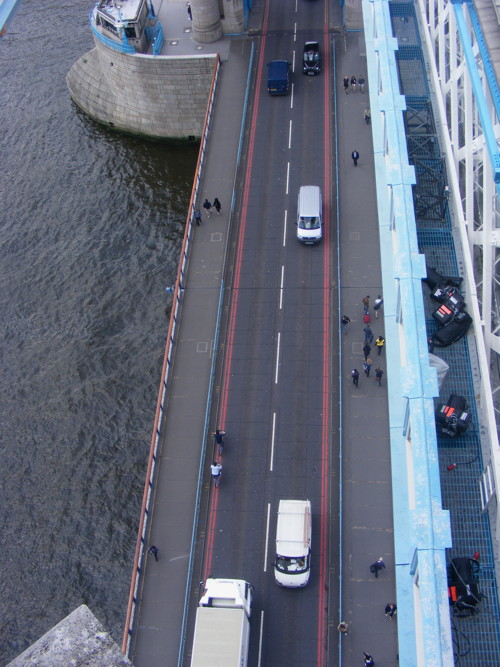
432;295;466;325
447;557;481;614
432;303;455;326
423;265;463;291
435;394;472;436
432;311;472;347
430;285;465;309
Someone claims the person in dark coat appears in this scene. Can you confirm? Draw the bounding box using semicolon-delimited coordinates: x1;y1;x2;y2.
363;343;371;361
203;198;212;216
352;369;360;387
213;197;222;214
370;557;385;577
352;149;360;166
148;545;159;561
363;325;374;344
343;75;349;94
375;367;384;386
363;652;375;666
342;314;351;333
385;602;397;620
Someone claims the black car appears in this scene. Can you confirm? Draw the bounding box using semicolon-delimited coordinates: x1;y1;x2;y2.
303;41;320;75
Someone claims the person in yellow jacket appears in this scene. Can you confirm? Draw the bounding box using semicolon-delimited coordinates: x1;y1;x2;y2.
375;335;385;355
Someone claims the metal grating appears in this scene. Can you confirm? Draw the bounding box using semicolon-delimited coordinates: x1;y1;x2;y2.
390;2;500;662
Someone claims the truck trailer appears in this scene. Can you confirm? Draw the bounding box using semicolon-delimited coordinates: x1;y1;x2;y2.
190;578;253;667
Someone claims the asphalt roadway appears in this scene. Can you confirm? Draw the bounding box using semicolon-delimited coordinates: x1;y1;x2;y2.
128;1;397;666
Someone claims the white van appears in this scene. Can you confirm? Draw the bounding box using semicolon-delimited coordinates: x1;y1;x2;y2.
296;185;322;244
274;500;312;587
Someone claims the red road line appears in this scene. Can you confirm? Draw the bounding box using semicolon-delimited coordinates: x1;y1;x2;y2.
203;0;271;580
204;7;331;666
317;15;332;667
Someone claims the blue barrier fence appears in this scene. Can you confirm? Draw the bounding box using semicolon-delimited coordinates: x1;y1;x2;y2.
90;10;136;54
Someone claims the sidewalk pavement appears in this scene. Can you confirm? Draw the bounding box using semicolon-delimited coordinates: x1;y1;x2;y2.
337;30;398;666
155;0;230;59
128;32;254;667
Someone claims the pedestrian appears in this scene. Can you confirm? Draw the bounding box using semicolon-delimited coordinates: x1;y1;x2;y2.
362;343;371;361
203;198;212;216
148;545;159;561
213;197;222;214
385;602;397;620
363;652;375;666
370;557;385;577
363;358;372;377
358;74;365;93
187;2;192;20
214;428;225;454
373;295;383;317
375;367;384;386
351;149;360;166
362;295;370;314
341;314;351;334
352;368;359;387
338;621;349;635
343;75;349;94
193;208;202;226
211;461;222;486
364;107;371;124
350;75;357;92
375;335;385;355
363;324;374;344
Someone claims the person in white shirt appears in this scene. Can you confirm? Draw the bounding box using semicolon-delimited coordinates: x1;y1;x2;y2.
211;461;222;486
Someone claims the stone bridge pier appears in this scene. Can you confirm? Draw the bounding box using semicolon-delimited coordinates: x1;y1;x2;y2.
191;0;245;43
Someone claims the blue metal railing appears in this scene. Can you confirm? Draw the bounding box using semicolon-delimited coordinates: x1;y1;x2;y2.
90;10;136;54
90;8;164;56
149;20;164;55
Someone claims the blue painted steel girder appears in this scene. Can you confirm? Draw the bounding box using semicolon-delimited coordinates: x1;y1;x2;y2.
0;0;24;36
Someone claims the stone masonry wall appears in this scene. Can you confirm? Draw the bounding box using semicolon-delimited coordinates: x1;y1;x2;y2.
66;40;217;140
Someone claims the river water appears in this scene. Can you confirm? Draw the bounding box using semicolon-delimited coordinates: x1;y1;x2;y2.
0;2;198;662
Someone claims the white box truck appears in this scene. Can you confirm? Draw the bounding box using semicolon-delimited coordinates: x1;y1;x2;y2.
190;578;253;667
274;499;312;587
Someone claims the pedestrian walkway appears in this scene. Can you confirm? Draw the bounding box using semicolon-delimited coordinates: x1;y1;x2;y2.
127;33;254;667
336;28;398;666
155;0;231;59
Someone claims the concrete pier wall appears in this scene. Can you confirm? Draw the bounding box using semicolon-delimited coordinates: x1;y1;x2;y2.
66;40;216;140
